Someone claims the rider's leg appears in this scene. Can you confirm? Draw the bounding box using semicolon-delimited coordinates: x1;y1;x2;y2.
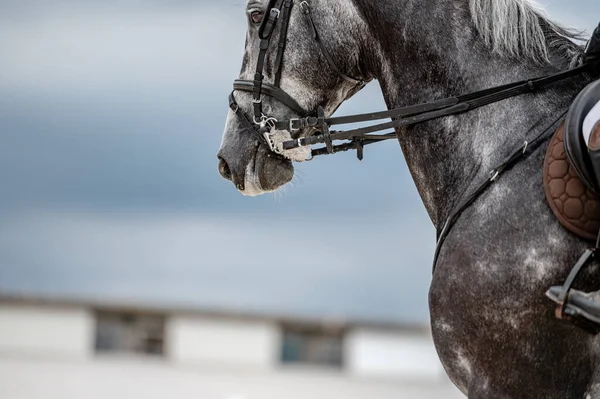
583;100;600;180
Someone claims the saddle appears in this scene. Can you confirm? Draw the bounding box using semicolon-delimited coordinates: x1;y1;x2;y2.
543;79;600;241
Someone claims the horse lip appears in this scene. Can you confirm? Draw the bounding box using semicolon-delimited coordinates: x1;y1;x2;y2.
240;146;264;196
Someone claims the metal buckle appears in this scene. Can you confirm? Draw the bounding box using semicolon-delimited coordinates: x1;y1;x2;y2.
489;170;500;182
289;118;300;131
299;1;309;11
270;8;281;19
252;100;263;125
263;117;278;130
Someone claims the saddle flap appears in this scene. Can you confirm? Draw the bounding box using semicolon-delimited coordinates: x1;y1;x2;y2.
543;123;600;241
564;79;600;192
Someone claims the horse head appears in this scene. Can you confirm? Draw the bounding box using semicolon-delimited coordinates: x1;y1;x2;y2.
217;0;371;195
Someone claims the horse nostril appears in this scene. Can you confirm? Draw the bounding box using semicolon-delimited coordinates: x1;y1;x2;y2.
218;157;232;181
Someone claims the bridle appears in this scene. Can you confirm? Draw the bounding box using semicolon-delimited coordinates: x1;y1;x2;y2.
229;0;366;157
228;1;600;270
230;0;595;161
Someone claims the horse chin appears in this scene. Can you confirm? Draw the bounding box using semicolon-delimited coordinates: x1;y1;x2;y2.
240;148;294;196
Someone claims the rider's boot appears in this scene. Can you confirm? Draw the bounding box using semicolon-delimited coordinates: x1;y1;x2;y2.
547;285;600;329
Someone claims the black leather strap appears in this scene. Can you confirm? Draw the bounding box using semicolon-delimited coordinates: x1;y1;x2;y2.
229;92;265;143
310;133;394;158
283;116;319;131
554;248;596;320
317;106;332;153
432;110;569;273
259;2;283;40
284;103;471;149
252;0;286;120
234;80;306;115
279;70;549;131
326;97;459;126
274;0;293;87
282;64;591;152
299;1;364;86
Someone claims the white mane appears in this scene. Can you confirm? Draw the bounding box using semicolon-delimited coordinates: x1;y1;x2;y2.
469;0;584;64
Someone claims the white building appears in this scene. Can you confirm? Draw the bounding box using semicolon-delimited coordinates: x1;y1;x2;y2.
0;293;463;399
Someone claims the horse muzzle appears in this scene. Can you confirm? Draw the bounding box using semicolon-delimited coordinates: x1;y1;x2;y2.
217;144;293;196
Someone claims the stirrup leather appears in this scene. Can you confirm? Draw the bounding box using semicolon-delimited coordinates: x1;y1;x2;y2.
547;230;600;334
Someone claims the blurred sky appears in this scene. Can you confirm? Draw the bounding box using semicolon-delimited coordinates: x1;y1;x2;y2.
0;0;599;324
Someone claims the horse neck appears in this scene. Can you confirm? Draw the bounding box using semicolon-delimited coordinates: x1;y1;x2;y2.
354;0;583;227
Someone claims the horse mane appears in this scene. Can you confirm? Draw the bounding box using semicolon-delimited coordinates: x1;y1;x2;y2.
469;0;585;65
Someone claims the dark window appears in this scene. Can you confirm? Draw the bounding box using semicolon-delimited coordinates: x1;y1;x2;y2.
94;310;165;356
280;324;344;368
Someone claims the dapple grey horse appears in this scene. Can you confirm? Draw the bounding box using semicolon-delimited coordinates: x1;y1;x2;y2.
217;0;600;397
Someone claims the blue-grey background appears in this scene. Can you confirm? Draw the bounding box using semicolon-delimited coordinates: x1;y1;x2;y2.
1;0;598;323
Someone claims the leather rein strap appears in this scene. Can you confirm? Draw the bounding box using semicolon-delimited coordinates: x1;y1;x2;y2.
233;80;304;115
432;110;569;273
282;64;592;159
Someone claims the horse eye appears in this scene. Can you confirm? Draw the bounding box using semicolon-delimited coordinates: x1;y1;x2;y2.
250;11;264;24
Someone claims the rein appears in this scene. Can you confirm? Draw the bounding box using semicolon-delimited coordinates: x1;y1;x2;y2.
432;110;569;272
281;64;591;160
